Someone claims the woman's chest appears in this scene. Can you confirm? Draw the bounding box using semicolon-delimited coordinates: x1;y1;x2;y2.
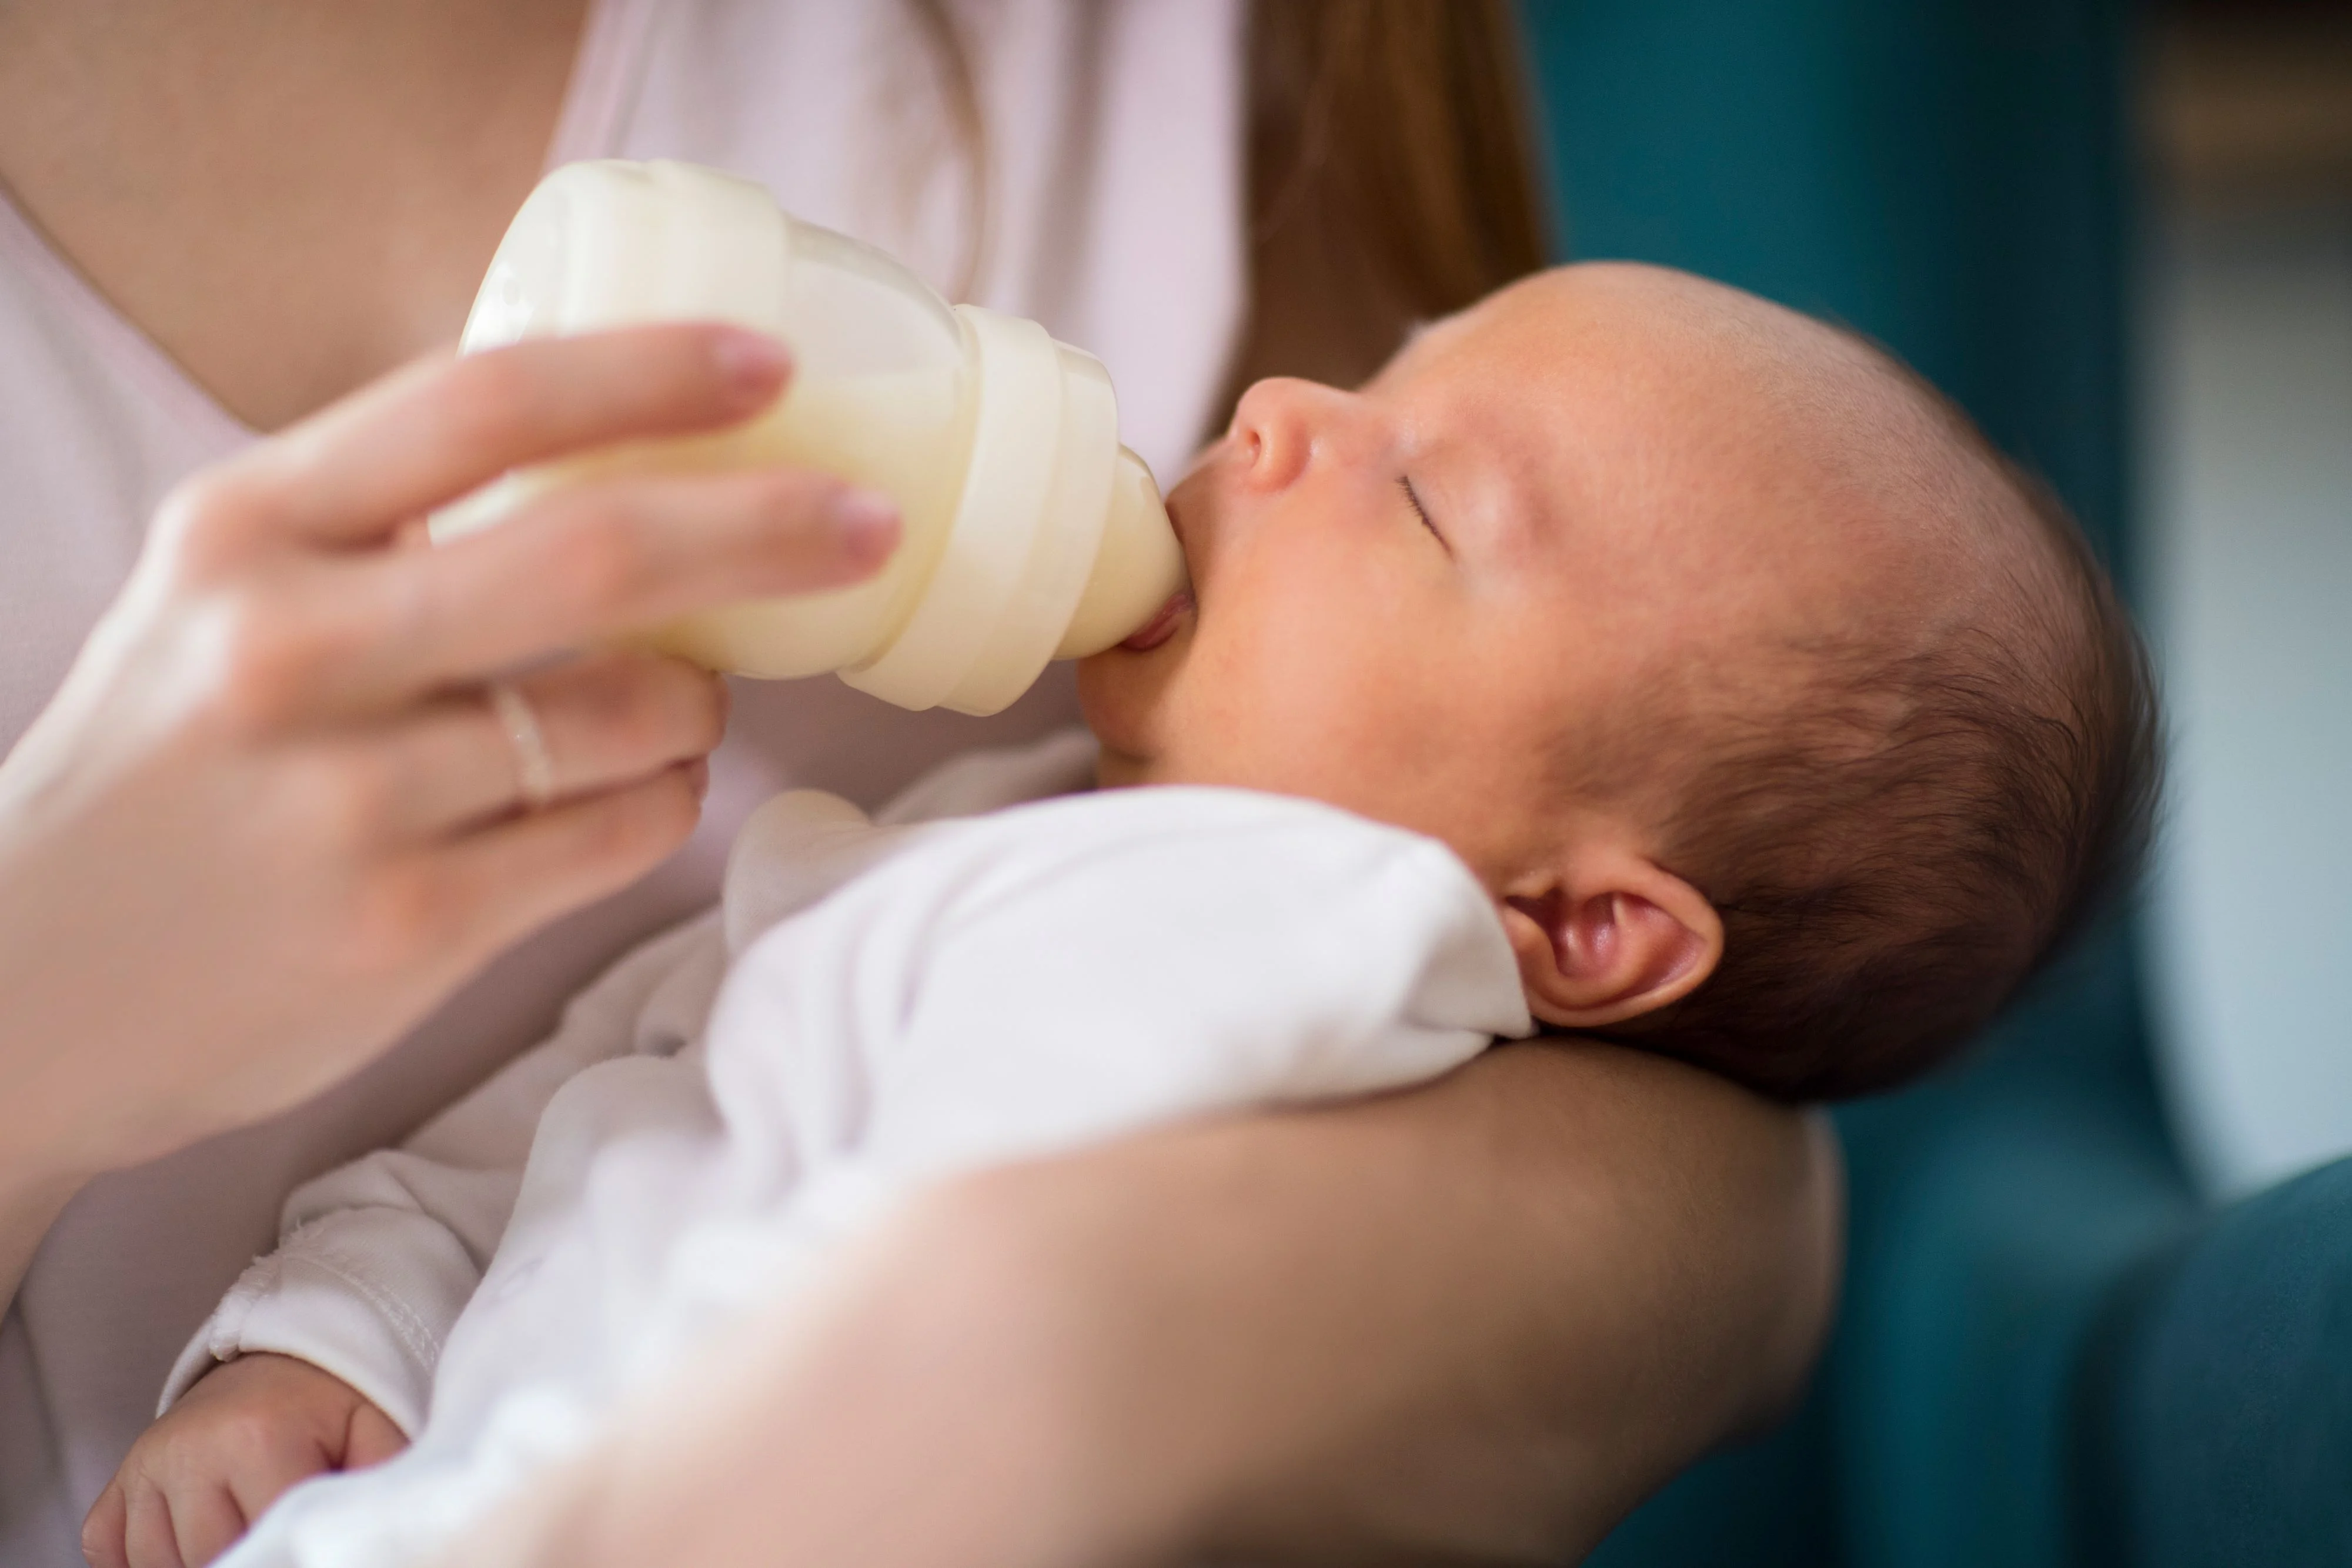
0;0;585;432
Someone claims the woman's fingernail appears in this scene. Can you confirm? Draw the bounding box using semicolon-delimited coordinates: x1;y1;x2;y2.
830;488;901;564
712;330;790;399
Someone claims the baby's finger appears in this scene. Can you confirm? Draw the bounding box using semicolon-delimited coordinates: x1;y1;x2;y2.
215;1433;343;1550
319;467;894;711
342;1402;409;1471
239;326;793;548
162;1483;245;1568
121;1485;187;1568
78;1480;130;1568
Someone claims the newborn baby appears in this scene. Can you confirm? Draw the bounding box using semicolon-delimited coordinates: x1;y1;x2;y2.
92;265;2156;1568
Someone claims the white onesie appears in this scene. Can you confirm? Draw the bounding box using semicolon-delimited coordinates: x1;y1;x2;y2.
174;734;1532;1568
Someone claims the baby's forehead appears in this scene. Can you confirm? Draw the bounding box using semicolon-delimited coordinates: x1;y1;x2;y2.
1561;274;1900;420
1419;268;2027;637
1408;269;1917;514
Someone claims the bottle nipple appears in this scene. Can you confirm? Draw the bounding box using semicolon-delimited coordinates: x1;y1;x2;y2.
1057;449;1187;660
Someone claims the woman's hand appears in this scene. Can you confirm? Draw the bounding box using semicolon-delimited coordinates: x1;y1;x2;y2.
83;1353;405;1568
448;1042;1842;1568
0;324;896;1286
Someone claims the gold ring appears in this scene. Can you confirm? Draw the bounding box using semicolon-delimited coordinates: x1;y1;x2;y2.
487;680;556;810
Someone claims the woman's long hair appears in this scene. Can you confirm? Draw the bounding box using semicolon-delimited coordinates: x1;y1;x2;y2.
1228;0;1551;399
908;0;1550;422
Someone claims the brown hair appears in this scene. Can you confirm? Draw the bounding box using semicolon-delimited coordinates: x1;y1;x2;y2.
1223;0;1552;402
1599;396;2164;1102
907;0;1551;417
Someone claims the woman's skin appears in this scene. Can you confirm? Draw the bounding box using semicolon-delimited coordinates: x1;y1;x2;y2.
3;1;1845;1560
0;0;590;430
0;325;899;1305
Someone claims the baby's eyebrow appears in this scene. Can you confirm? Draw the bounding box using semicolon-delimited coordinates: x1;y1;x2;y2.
1475;450;1555;569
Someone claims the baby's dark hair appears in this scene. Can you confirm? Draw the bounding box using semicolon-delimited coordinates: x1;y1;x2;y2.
1592;362;2160;1102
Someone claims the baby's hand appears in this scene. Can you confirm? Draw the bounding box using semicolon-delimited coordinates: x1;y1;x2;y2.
82;1353;406;1568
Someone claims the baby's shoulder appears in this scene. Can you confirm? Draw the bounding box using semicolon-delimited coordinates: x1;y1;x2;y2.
723;745;1496;972
721;783;1531;1048
913;785;1489;925
734;783;1482;926
985;783;1429;852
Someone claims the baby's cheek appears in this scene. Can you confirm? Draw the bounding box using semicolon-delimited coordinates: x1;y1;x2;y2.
1076;645;1178;765
1134;559;1423;788
1198;654;1399;795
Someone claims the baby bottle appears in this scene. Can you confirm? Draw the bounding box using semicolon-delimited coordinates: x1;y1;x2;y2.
432;158;1185;716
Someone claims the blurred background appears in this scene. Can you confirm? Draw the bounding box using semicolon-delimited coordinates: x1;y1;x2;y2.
2139;0;2352;1203
1512;0;2352;1563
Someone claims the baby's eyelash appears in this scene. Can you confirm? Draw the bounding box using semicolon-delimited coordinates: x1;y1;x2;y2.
1398;476;1449;553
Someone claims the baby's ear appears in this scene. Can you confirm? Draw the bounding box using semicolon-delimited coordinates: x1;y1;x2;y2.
1499;851;1723;1029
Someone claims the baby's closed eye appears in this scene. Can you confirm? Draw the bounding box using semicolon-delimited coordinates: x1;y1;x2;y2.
1398;476;1449;553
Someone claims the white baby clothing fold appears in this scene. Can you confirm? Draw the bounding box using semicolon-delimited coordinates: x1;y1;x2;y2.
161;732;1101;1432
185;735;1529;1568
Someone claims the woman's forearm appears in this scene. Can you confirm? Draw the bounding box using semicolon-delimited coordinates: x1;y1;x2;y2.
460;1041;1842;1567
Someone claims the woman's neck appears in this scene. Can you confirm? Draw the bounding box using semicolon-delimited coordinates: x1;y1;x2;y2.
0;0;588;431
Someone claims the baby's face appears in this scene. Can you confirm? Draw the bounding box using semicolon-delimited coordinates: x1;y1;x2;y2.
1080;264;1943;894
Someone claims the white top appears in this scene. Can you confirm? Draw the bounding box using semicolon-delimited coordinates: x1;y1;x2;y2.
169;734;1530;1568
0;4;1244;1559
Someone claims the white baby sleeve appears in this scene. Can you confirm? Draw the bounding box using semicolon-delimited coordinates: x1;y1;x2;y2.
704;789;1535;1246
160;911;727;1436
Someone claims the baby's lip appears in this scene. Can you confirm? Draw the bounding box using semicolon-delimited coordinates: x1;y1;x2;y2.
1115;486;1202;652
1120;589;1193;652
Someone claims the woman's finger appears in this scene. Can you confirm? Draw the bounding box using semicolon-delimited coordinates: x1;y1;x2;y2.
315;653;727;842
222;325;793;549
80;1480;132;1568
320;466;896;707
376;763;707;972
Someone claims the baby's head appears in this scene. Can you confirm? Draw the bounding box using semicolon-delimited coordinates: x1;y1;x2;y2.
1079;263;2157;1101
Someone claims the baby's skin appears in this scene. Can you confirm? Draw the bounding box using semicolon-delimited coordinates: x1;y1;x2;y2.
87;1354;403;1567
89;263;2040;1567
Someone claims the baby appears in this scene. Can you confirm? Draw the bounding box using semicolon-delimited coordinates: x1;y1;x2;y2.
90;264;2156;1568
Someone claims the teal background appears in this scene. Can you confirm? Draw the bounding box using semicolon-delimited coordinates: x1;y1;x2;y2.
1512;4;2348;1564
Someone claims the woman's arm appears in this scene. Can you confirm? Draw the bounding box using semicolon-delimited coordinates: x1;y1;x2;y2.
457;1041;1840;1566
0;324;895;1305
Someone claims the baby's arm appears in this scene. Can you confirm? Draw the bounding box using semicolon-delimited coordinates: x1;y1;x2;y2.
161;911;725;1429
86;913;725;1568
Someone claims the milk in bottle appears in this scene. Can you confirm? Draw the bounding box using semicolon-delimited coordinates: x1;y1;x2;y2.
433;159;1185;716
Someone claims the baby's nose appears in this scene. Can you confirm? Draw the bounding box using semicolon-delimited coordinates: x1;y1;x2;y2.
1230;377;1325;493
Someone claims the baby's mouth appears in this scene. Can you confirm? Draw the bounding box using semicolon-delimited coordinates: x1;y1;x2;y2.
1118;483;1201;652
1120;589;1193;652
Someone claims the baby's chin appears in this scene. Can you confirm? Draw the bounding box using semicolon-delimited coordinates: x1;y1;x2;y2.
1090;744;1153;790
1075;644;1171;784
1078;600;1211;778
